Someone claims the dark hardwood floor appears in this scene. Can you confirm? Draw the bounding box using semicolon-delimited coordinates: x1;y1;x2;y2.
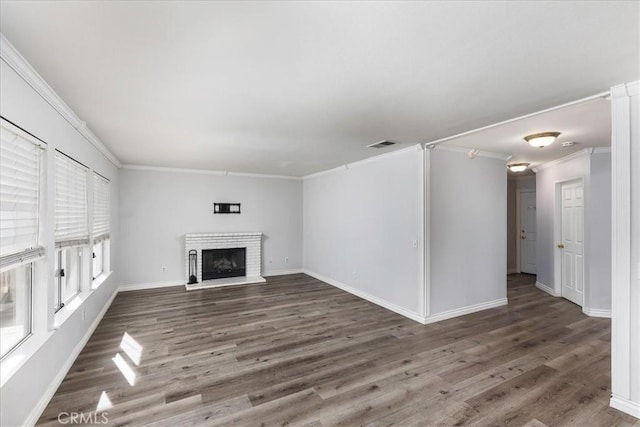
37;274;638;426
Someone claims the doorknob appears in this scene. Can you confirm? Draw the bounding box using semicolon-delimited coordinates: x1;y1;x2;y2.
557;243;565;249
521;236;526;239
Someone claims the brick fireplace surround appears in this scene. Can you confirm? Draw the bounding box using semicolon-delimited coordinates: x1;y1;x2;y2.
184;232;265;290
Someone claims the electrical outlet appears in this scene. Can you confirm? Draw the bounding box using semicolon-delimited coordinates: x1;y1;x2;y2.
82;309;86;321
162;266;167;273
285;257;289;264
412;239;418;248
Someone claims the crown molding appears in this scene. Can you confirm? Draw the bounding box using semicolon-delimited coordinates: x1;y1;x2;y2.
531;148;593;173
122;164;302;180
0;33;122;168
303;144;422;180
431;144;511;161
625;80;639;96
611;81;639;99
423;91;610;148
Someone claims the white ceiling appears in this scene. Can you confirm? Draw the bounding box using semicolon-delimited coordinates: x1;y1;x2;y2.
443;97;612;174
0;1;638;176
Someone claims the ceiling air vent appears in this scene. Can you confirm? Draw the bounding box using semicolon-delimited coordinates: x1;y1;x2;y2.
367;140;396;149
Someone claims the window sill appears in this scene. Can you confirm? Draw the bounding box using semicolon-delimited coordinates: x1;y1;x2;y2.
92;270;112;290
1;330;53;387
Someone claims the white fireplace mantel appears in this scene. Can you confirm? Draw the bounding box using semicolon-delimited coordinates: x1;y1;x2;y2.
184;232;265;290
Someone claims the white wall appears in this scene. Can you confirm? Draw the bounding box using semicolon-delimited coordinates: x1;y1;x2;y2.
303;147;424;318
588;152;612;311
0;59;120;427
428;148;507;316
535;150;612;313
118;168;303;286
507;175;536;273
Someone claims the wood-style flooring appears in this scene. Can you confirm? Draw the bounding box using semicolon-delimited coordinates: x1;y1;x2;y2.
37;274;639;426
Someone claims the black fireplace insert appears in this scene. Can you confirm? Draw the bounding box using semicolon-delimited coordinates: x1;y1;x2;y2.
202;248;246;280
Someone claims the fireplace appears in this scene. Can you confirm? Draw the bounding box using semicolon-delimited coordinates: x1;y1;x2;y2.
202;248;246;280
184;232;264;290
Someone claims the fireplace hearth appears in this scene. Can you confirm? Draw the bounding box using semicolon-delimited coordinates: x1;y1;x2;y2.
202;248;246;280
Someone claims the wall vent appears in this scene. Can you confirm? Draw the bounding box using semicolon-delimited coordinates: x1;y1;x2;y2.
367;140;396;149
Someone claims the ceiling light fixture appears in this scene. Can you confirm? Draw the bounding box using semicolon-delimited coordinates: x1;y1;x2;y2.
524;131;560;148
508;163;530;173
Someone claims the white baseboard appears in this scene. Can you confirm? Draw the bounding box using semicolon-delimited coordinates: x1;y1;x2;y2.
303;269;426;324
536;281;561;297
119;280;184;292
423;298;508;324
263;268;303;277
120;271;305;291
582;307;612;318
26;288;119;427
610;395;640;418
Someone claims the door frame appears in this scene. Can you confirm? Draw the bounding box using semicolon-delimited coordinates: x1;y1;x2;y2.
553;176;586;306
515;189;536;274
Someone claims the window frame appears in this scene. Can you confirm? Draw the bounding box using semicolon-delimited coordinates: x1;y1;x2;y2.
0;262;34;360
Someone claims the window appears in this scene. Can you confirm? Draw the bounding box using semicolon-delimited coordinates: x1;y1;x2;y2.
92;172;110;282
0;265;32;357
0;120;44;358
92;241;104;278
54;248;82;311
54;151;89;308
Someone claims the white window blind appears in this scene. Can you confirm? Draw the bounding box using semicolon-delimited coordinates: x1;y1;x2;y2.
0;122;44;267
55;151;89;247
92;173;109;241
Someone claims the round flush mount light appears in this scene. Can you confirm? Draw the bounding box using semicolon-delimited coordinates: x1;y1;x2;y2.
508;163;530;173
524;131;561;148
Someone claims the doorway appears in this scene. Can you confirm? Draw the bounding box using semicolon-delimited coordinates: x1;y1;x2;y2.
517;190;536;274
555;178;585;307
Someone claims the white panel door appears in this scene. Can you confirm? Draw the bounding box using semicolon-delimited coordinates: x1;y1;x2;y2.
519;191;537;274
560;181;584;306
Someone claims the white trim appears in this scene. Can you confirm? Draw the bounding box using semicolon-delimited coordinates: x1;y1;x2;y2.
25;288;118;427
532;148;592;173
610;82;633;411
431;144;511;161
423;92;609;148
422;298;508;325
626;80;640;96
536;281;561;297
0;34;121;168
553;177;586;305
303;269;426;324
581;307;611;318
122;164;302;180
303;145;422;180
610;395;640;418
119;280;184;292
263;268;303;277
421;146;428;318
